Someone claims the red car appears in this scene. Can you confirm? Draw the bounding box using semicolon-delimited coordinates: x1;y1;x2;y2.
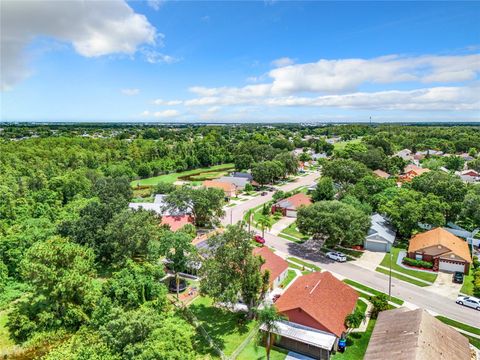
253;235;265;245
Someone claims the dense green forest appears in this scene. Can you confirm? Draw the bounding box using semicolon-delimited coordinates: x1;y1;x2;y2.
1;124;480;358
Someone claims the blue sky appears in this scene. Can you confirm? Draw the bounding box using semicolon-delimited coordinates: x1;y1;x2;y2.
1;1;479;122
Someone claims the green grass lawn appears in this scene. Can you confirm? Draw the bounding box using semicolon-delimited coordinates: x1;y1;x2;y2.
189;296;257;356
0;311;14;351
460;268;474;295
280;222;309;242
333;138;362;151
279;270;297;288
376;267;430;287
343;279;404;306
278;233;305;244
130;163;234;187
465;335;480;349
331;319;376;360
435;316;480;336
378;248;437;283
237;340;287;360
356;299;368;315
286;257;321;272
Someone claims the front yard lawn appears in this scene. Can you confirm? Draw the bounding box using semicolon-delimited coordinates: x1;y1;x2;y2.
237;340;287;360
286;257;321;272
189;296;257;356
379;248;437;283
331;319;376;360
343;279;404;306
279;270;297;288
460;268;474;295
280;222;309;242
435;316;480;336
376;267;430;287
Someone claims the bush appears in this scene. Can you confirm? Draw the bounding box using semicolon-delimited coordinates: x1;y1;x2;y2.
402;257;433;269
472;256;479;270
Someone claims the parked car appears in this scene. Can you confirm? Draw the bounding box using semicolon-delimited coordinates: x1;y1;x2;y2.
253;235;265;245
325;251;347;262
453;271;464;284
456;295;480;311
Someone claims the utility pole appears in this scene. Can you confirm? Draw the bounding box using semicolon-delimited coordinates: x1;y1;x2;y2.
230;209;233;225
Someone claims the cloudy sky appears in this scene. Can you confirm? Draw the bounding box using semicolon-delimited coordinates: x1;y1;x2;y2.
1;0;479;123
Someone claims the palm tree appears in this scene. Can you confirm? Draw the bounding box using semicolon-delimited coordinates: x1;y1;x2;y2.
245;208;254;232
344;311;365;332
257;215;273;238
258;305;285;360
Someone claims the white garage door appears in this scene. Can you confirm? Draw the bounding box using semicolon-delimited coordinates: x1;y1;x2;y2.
365;240;387;252
286;210;297;218
439;260;465;273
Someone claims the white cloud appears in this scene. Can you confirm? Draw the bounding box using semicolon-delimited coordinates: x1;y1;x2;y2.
147;0;164;11
154;109;180;118
152;98;183;105
271;57;295;67
121;88;140;96
1;0;157;90
141;48;179;64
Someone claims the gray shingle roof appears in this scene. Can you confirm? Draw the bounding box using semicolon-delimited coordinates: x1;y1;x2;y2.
366;214;396;244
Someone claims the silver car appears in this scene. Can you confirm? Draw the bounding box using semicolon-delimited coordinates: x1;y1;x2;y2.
456;296;480;311
326;251;347;262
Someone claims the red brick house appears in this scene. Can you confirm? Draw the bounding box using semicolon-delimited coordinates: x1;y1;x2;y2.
268;271;358;359
271;193;312;217
407;227;472;274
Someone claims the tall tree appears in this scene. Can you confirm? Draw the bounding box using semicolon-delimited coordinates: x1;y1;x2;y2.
312;176;335;201
257;215;273;238
322;159;370;189
258;305;285;360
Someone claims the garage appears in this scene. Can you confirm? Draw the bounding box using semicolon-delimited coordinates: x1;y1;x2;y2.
439;259;465;273
364;240;388;252
286;210;297;218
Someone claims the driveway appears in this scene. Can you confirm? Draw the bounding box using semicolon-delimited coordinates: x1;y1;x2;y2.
425;272;462;300
352;250;385;271
270;217;296;235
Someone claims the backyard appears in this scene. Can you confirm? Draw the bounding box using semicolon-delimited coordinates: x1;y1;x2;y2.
188;296;258;357
236;340;287;360
377;247;437;285
130;163;234;187
331;319;376;360
279;270;297;288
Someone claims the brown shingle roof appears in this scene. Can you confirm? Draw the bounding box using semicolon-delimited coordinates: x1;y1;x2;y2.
373;169;390;179
253;247;289;286
275;271;358;337
364;308;471;360
276;193;312;210
203;180;236;192
409;227;472;263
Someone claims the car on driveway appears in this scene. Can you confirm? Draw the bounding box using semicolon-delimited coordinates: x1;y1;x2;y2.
453;271;464;284
253;235;265;245
456;295;480;311
325;251;347;262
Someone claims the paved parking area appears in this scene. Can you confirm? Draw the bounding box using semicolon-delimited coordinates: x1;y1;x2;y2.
426;272;462;300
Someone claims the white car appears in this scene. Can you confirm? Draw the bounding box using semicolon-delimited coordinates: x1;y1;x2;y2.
456;296;480;311
326;251;347;262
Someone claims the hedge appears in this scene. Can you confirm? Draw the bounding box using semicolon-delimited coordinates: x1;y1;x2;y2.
402;257;433;269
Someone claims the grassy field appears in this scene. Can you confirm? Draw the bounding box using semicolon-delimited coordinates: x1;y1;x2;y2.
460;268;474;295
130;163;234;187
435;316;480;336
331;319;376;360
189;296;257;356
343;279;404;306
279;270;297;288
378;248;437;283
333;138;362;151
376;267;430;287
237;341;287;360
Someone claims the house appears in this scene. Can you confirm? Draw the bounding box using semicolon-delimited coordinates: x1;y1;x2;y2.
268;271;358;359
394;149;413;161
459;153;475;161
271;193;312;218
455;169;480;183
364;308;470;360
372;169;391;179
128;194;188;216
203;180;237;197
217;176;250;189
231;171;253;181
160;215;193;231
407;227;472;274
252;247;289;290
399;164;430;182
364;214;396;252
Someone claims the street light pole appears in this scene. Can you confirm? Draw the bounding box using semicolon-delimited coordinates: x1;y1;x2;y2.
388;250;392;301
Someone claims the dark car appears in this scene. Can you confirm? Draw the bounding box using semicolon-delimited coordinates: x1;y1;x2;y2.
453;271;464;284
261;191;268;196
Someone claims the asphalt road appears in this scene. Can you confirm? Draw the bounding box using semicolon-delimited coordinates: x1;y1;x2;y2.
221;172;480;328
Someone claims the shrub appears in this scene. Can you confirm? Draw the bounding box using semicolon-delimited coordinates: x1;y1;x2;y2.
402;257;433;269
472;256;479;270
